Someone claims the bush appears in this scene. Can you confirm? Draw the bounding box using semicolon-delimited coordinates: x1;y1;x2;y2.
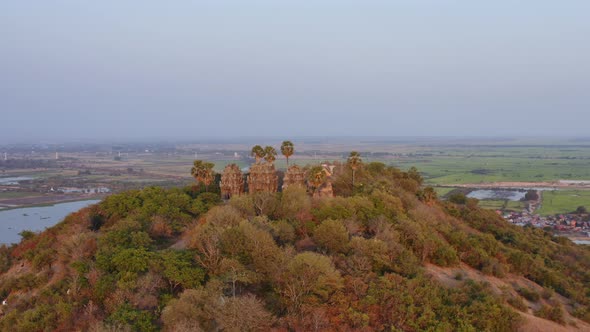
89;214;104;231
0;245;12;273
431;245;459;267
507;295;528;311
449;193;467;204
517;287;540;302
541;288;554;300
19;230;36;241
535;304;565;324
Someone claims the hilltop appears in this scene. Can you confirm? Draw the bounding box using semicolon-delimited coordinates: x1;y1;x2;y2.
0;156;589;331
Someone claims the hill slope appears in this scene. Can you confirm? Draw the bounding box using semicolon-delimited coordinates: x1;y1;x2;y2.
0;163;589;331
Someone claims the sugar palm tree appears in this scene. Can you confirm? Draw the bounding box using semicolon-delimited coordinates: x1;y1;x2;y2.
201;162;216;192
347;151;362;186
191;160;205;185
251;145;265;164
280;141;294;166
191;160;216;191
264;146;277;165
308;165;327;194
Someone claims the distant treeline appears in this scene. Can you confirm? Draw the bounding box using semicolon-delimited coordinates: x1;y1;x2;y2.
0;159;58;170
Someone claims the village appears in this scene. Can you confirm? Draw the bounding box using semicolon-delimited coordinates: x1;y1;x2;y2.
503;210;590;243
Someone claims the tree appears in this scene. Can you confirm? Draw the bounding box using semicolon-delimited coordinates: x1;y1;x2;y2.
264;146;277;165
280;141;295;166
161;282;224;331
308;166;327;194
278;252;342;313
407;166;423;185
251;145;265;164
190;160;215;191
219;258;258;298
191;160;205;185
313;219;349;254
347;151;362;186
524;190;539;201
158;250;205;292
449;192;467;204
417;187;437;205
216;295;275;331
201;162;215;192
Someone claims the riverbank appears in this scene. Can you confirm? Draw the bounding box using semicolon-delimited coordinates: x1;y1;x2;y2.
0;199;102;245
0;193;108;211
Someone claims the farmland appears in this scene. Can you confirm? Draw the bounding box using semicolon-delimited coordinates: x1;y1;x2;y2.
537;190;590;215
1;138;589;214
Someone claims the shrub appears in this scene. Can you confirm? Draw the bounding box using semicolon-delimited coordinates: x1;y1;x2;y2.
449;193;467;204
517;287;540;302
431;244;459;267
0;245;12;273
19;230;36;241
535;304;565;324
506;296;527;311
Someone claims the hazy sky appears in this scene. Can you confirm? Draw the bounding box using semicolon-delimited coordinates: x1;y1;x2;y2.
1;1;589;142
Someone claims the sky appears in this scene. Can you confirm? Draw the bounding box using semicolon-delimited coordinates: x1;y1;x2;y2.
1;1;589;142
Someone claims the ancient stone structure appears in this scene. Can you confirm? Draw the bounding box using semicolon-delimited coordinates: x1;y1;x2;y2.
247;163;278;193
310;164;335;198
282;165;306;190
313;181;334;198
220;164;244;199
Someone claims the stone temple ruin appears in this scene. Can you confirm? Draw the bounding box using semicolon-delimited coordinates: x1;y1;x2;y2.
310;163;335;198
247;163;279;193
214;144;335;198
220;164;244;199
282;165;306;190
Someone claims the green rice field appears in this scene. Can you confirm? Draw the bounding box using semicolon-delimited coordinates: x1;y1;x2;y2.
537;190;590;215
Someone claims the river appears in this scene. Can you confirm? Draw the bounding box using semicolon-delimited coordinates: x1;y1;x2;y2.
0;200;101;245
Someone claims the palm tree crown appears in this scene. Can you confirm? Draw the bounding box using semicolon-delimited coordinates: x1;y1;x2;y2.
347;151;362;186
251;145;265;164
280;141;294;166
264;146;277;165
191;160;216;191
308;165;327;192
